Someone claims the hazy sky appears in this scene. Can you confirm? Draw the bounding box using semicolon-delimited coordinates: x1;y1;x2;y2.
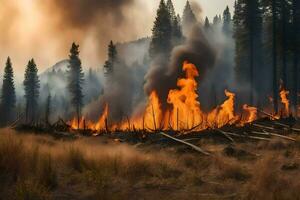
0;0;235;78
174;0;234;21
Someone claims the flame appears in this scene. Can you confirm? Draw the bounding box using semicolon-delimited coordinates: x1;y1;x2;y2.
167;61;204;130
207;90;238;128
67;61;267;133
280;88;290;116
242;104;257;123
94;103;109;131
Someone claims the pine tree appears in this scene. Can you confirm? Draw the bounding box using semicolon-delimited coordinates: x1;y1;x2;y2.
67;43;84;128
291;0;300;112
234;0;248;85
280;0;291;87
172;15;183;42
0;57;16;125
149;0;172;58
167;0;176;22
204;17;210;29
223;6;232;34
182;0;197;34
104;41;117;75
233;0;263;105
213;15;222;26
24;59;40;123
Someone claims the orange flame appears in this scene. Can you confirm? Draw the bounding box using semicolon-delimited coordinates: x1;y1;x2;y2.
242;104;257;123
280;88;290;116
207;90;238;128
68;61;262;132
167;61;204;130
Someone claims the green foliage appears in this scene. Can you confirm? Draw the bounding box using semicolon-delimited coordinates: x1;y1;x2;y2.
24;59;40;122
0;57;16;125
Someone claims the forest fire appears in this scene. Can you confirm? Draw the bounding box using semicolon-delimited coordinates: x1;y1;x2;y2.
70;61;262;132
280;87;290;116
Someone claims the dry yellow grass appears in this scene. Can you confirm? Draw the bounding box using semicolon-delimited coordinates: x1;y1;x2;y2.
0;128;300;200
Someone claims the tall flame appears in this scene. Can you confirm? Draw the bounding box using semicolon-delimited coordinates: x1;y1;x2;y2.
280;88;290;116
167;61;204;130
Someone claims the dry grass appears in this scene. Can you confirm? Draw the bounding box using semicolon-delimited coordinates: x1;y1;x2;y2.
0;128;300;200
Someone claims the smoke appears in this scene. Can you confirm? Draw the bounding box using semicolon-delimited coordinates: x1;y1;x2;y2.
0;0;156;78
83;61;138;122
144;25;216;109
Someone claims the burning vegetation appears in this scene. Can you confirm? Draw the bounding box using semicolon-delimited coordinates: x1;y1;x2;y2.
69;61;291;133
1;0;300;199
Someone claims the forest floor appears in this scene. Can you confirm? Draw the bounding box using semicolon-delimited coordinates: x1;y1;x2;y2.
1;128;300;200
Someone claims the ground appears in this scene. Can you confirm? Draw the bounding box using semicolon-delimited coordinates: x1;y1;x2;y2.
0;128;300;200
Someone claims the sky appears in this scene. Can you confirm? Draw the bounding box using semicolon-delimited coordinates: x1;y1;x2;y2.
174;0;234;21
0;0;235;79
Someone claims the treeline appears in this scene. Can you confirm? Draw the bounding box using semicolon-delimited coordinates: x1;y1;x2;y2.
0;43;86;127
233;0;300;113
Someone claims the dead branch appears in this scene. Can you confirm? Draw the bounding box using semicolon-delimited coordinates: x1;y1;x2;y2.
262;130;296;142
253;123;275;130
257;109;279;120
215;129;235;143
9;113;24;128
224;131;271;141
159;132;211;156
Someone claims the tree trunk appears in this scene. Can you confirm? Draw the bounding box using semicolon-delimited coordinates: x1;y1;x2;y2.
281;0;287;88
292;0;299;116
272;0;279;114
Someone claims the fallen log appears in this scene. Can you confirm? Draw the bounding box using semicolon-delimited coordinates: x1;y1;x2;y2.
159;132;211;156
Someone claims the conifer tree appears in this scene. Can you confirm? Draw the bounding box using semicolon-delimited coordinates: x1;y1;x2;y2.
223;6;232;34
24;59;40;123
0;57;16;125
104;41;117;75
167;0;176;22
213;15;222;26
67;43;84;128
234;0;248;84
182;0;197;34
291;0;300;112
149;0;172;58
234;0;263;105
204;17;210;30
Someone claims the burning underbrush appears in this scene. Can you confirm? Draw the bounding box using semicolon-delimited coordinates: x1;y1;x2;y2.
69;61;291;133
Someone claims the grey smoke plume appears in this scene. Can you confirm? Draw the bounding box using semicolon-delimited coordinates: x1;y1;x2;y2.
144;25;216;109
